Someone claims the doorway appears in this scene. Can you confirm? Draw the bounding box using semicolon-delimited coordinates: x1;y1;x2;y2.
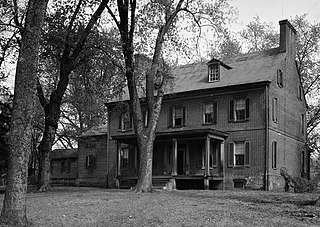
177;144;187;175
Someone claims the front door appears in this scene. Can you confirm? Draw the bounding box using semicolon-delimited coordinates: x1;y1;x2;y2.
177;144;187;175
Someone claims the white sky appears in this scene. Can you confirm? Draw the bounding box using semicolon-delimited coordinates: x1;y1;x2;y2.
231;0;320;31
3;0;320;90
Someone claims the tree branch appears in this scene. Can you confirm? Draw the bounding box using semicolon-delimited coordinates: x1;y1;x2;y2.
36;78;48;109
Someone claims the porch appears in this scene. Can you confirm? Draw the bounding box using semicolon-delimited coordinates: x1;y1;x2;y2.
112;128;228;190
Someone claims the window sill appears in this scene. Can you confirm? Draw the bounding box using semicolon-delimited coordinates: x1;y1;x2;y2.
228;165;250;168
201;166;217;170
118;129;133;132
229;119;249;123
202;122;216;126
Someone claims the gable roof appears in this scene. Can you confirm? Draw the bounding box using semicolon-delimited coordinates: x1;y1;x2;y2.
109;48;285;103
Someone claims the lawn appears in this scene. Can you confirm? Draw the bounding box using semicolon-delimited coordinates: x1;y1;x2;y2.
1;187;320;226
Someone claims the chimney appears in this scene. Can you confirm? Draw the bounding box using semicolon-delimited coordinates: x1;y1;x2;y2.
279;19;297;55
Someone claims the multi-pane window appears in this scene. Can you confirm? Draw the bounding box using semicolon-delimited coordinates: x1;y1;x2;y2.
170;106;186;127
203;102;217;124
272;98;278;123
229;98;249;122
119;112;132;131
228;141;250;167
208;64;220;82
234;142;245;166
120;147;129;169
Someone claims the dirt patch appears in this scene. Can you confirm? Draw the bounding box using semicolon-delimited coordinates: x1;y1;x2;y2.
1;187;320;226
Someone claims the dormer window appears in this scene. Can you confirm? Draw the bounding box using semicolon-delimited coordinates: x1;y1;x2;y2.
207;58;232;83
208;63;220;82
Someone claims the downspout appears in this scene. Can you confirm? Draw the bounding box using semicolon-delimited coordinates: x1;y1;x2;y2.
105;110;110;188
265;84;270;191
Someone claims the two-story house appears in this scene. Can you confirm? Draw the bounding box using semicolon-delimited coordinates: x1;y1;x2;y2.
78;20;308;190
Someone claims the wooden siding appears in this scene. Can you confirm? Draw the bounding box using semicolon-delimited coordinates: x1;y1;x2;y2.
77;135;108;187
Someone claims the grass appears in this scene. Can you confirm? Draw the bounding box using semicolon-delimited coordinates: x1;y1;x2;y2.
1;187;320;226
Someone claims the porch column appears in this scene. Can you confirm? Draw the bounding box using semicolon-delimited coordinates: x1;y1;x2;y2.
220;141;225;190
204;136;210;190
116;142;121;188
172;138;178;175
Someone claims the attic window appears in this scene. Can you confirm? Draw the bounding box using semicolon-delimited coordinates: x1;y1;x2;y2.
208;64;220;82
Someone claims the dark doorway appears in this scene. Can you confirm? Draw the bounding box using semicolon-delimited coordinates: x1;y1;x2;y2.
177;147;185;175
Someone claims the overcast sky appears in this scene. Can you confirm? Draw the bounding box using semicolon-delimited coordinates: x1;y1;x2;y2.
232;0;320;31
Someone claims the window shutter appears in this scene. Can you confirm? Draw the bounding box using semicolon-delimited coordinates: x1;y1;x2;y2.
93;156;97;169
85;156;89;169
245;98;250;119
213;101;218;124
228;142;234;167
272;141;277;169
245;141;250;166
129;113;133;129
118;115;122;130
168;107;173;127
229;100;234;121
182;106;186;126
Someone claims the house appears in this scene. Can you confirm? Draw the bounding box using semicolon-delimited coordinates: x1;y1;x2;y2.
79;19;308;190
77;124;109;187
51;148;78;186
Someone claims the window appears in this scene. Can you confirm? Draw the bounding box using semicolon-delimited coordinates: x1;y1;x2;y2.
277;69;284;87
119;112;132;131
120;147;129;169
208;64;220;82
301;114;305;134
229;98;249;122
170;106;186;127
272;141;277;169
228;141;250;167
203;102;217;124
272;98;278;123
85;155;96;169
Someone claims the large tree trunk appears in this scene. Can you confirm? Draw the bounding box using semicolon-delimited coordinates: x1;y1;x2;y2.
37;98;60;192
0;0;49;226
37;124;56;191
135;135;155;192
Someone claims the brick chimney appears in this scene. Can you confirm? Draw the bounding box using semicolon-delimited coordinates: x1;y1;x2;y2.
279;20;297;56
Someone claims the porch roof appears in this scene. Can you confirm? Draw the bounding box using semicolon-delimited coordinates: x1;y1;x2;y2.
112;128;228;144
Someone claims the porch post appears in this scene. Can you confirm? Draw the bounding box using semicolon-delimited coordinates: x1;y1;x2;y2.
220;141;225;190
172;138;178;175
116;141;121;188
204;136;210;190
171;138;178;190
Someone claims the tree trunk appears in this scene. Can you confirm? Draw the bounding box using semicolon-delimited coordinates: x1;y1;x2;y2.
37;125;56;192
37;104;60;192
0;0;49;226
134;132;156;192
